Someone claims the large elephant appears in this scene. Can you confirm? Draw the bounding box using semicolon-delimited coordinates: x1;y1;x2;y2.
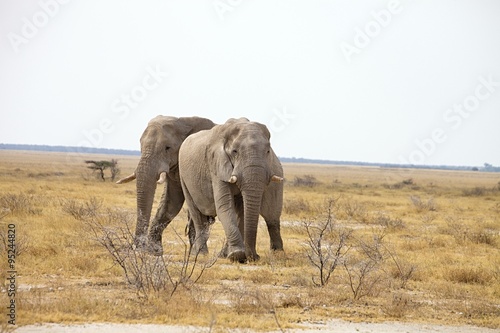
116;115;215;255
178;118;284;262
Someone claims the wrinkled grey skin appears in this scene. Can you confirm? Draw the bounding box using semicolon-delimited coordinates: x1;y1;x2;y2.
116;115;215;255
179;118;284;262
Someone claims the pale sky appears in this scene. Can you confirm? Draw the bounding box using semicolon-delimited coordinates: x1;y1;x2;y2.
1;0;499;166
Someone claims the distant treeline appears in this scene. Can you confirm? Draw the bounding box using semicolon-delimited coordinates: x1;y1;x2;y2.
1;143;498;172
0;143;140;156
277;158;499;172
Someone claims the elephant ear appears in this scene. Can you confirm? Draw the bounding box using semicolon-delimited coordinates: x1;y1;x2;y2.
209;124;238;183
253;121;271;140
177;117;215;138
211;144;234;183
171;118;194;140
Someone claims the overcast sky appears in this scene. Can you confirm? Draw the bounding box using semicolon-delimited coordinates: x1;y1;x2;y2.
1;0;499;166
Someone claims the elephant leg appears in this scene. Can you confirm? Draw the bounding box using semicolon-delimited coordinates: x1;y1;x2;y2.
235;194;245;241
187;211;196;249
220;195;244;258
190;211;211;257
181;185;211;257
261;187;284;251
263;217;283;251
147;178;184;255
188;213;214;255
214;187;246;263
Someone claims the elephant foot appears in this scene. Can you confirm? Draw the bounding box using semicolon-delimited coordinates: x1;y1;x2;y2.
246;251;260;262
228;250;247;263
218;242;229;258
191;244;209;258
133;235;148;251
147;240;164;256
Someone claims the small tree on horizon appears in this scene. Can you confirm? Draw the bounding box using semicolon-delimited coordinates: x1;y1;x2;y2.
85;159;120;181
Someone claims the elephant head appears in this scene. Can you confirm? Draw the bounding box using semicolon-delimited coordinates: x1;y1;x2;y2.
210;118;283;260
117;115;215;248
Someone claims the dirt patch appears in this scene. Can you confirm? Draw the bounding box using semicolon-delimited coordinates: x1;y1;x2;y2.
15;321;499;333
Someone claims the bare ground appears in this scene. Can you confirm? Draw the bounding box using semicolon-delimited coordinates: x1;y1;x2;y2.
15;321;500;333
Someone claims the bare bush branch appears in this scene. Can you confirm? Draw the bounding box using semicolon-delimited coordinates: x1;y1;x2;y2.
343;258;383;300
79;199;217;299
343;230;387;300
383;245;417;289
303;198;352;287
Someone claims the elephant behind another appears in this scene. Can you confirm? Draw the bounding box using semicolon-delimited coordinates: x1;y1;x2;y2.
116;115;216;255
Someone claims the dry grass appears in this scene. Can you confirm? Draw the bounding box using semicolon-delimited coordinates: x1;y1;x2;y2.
0;151;499;330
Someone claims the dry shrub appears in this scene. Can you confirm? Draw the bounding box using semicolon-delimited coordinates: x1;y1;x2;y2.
342;231;389;300
226;285;274;315
339;197;368;222
343;258;384;300
0;192;43;216
467;230;498;246
222;284;285;332
384;178;420;190
303;198;352;287
283;197;311;215
382;292;415;318
373;213;405;230
387;256;417;289
445;217;498;246
287;271;311;287
409;195;437;212
61;197;102;220
293;174;320;187
0;229;30;257
446;267;493;285
462;187;488;197
76;198;216;299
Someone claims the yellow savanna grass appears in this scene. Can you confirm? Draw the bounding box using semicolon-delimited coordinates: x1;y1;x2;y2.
0;150;499;330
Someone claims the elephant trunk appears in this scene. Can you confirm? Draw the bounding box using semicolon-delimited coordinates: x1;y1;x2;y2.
135;157;160;247
240;167;267;261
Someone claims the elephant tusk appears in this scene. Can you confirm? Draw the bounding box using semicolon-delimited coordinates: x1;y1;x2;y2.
157;171;167;184
228;175;238;183
116;172;136;184
271;175;284;183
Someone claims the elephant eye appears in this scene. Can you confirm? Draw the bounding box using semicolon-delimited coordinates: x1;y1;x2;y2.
232;149;238;154
165;146;171;151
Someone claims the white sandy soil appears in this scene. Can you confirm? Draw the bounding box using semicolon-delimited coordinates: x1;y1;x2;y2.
15;320;500;333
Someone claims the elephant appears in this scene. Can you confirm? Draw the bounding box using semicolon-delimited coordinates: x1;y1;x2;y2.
178;118;284;262
116;115;216;255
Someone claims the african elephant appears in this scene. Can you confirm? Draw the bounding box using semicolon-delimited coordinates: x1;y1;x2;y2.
116;115;215;254
178;118;284;262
